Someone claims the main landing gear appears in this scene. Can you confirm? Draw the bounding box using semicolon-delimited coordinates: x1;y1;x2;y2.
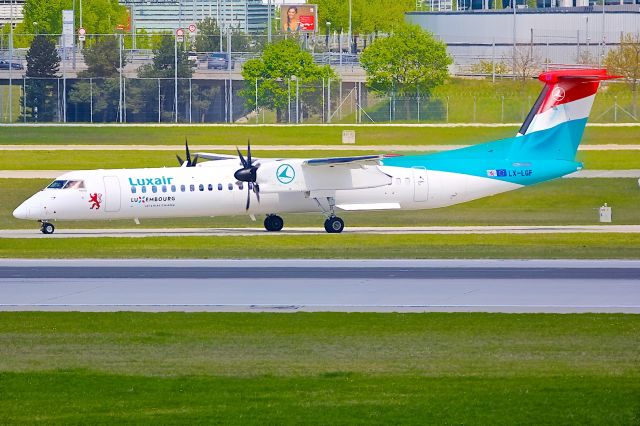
315;196;344;234
264;214;284;232
40;221;55;235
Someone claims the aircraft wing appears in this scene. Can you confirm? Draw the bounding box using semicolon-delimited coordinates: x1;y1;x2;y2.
303;155;382;167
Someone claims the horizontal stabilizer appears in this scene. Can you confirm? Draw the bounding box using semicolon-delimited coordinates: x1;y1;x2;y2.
194;152;239;161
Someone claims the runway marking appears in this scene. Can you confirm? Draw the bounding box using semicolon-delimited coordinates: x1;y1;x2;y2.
2;225;640;238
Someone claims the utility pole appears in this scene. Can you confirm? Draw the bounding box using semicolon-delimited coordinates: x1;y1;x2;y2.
174;33;178;123
119;33;123;123
9;0;14;122
267;0;271;43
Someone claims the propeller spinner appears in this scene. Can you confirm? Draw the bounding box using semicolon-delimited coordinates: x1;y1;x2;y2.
234;141;260;210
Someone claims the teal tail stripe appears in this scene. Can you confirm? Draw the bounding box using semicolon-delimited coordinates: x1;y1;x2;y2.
381;118;587;186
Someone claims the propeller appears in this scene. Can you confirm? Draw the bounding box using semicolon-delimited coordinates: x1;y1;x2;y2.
233;140;260;211
176;138;198;167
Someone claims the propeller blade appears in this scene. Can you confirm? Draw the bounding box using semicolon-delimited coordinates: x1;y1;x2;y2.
247;139;252;166
253;183;260;203
176;155;184;166
236;146;247;168
192;154;199;167
245;186;251;211
185;138;192;166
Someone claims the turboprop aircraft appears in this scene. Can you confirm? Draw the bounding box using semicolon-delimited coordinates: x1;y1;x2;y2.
14;68;616;234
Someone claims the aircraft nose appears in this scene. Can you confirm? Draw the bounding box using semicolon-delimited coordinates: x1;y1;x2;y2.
13;203;28;219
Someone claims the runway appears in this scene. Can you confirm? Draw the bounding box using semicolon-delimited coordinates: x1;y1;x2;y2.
1;259;639;313
1;225;640;238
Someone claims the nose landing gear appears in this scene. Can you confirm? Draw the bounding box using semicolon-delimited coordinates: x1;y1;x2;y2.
40;221;55;234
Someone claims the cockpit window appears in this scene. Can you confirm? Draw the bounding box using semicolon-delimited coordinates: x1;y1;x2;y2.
63;180;85;189
47;180;67;189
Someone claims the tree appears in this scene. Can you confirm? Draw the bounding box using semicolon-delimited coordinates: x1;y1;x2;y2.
605;33;640;117
359;24;451;97
240;39;336;122
194;18;220;53
20;0;127;36
136;36;193;122
79;36;125;78
316;0;415;34
23;34;60;122
138;35;193;79
511;46;542;82
68;36;125;122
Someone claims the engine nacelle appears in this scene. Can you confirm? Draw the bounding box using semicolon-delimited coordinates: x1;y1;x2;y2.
256;159;391;194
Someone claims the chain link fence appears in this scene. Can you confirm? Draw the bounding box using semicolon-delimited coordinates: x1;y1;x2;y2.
0;76;636;124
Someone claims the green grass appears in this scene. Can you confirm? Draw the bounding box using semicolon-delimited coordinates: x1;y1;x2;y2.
4;178;640;230
2;233;640;259
0;312;639;423
1;125;639;146
3;149;639;170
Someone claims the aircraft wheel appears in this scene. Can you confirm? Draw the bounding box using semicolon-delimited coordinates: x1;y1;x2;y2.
40;222;55;235
264;215;284;232
324;217;344;234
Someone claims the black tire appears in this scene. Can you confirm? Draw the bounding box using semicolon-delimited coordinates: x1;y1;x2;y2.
264;215;284;232
324;217;344;234
41;222;55;235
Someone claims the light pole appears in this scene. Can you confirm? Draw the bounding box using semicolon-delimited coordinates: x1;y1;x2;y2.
326;21;331;50
512;0;516;80
348;0;352;47
9;0;14;122
267;0;271;43
600;0;605;67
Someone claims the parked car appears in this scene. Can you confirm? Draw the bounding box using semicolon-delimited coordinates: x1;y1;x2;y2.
206;52;235;70
0;60;23;70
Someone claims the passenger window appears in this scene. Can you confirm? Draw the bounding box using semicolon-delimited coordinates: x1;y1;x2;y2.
199;184;204;191
228;183;233;190
131;186;137;194
395;178;401;185
171;185;176;192
404;178;410;186
152;186;157;193
181;185;185;192
141;186;147;193
162;185;167;193
218;183;223;191
238;182;243;190
190;185;195;192
208;184;213;191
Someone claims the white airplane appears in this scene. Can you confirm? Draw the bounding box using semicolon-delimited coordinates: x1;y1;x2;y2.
14;69;616;234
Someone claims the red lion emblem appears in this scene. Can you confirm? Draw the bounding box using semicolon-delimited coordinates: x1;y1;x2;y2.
89;193;102;210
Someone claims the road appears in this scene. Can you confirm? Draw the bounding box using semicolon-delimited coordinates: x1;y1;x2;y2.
1;259;638;313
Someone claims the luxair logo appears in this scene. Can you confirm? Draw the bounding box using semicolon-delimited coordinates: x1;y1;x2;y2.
276;164;295;184
551;86;566;102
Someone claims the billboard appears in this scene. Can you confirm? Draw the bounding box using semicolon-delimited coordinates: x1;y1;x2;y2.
62;9;74;48
281;4;317;33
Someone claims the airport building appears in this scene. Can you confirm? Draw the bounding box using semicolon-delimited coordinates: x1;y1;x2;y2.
0;0;24;26
120;0;271;34
406;5;640;70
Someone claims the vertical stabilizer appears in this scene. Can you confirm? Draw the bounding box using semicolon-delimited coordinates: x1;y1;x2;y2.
512;69;618;160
